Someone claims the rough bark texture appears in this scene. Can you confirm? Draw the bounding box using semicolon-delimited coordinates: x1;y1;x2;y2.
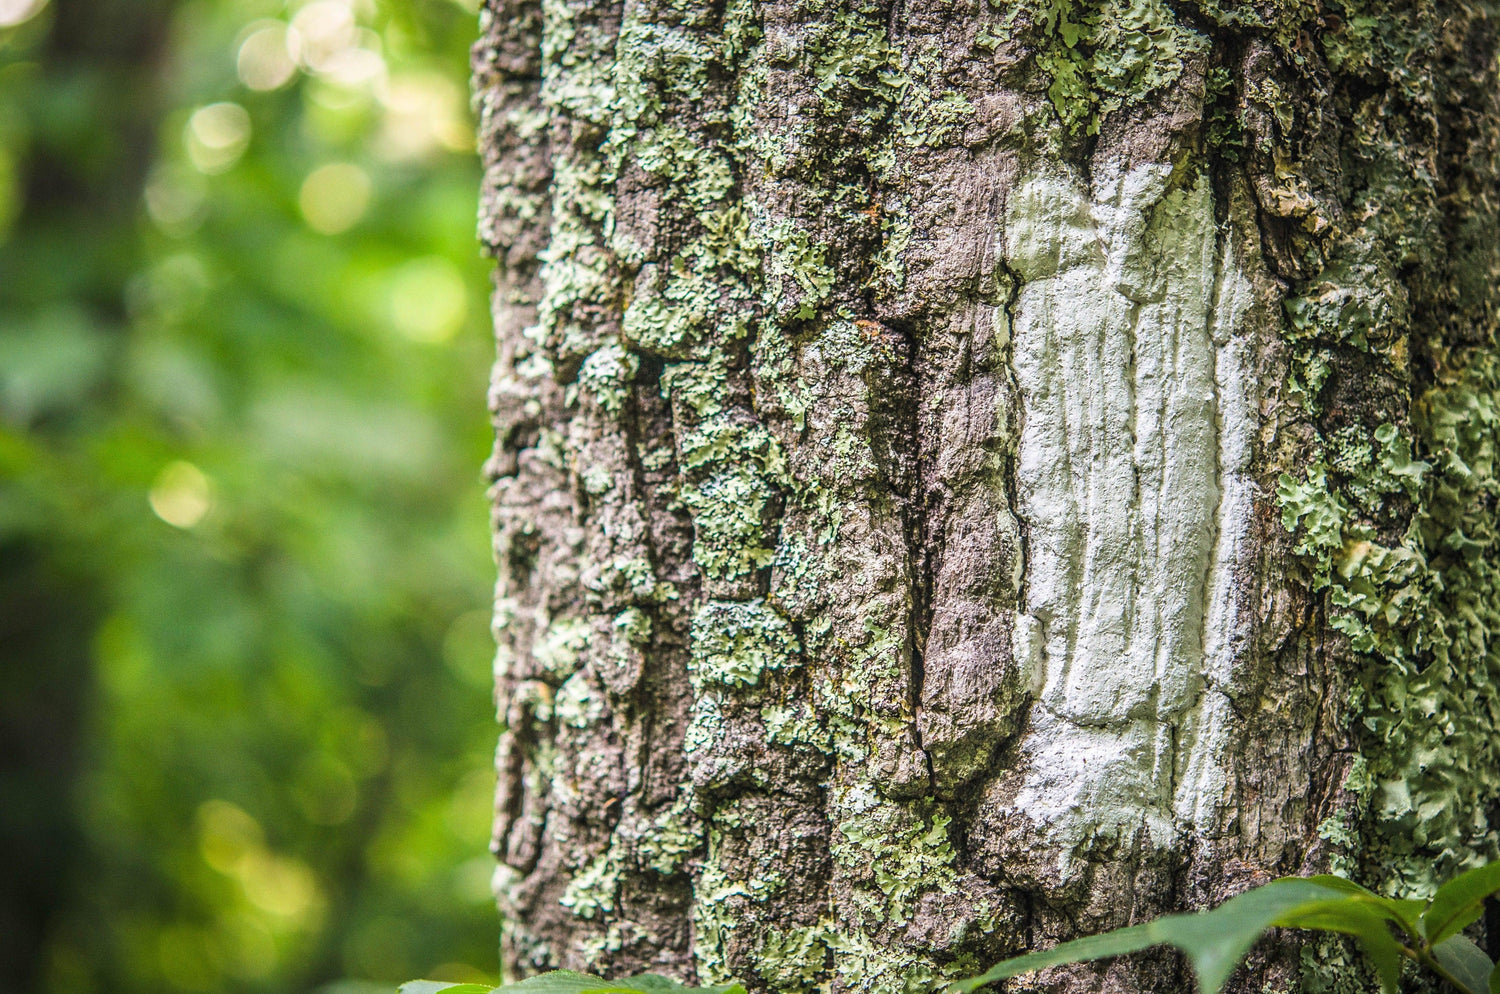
474;1;1500;991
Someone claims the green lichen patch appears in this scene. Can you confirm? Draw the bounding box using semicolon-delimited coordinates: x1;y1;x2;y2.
755;925;833;990
689;600;801;690
576;342;641;415
830;787;959;922
533;616;592;682
561;850;623;920
613;607;653;645
826;929;944;994
586;553;680;606
1276;463;1350;584
663;360;791;584
761;700;830;750
636;793;704;877
1276;358;1500;895
1004;0;1208;135
765;223;836;323
1283;259;1410;354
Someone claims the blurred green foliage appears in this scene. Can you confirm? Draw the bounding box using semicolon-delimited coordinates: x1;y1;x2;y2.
0;1;500;992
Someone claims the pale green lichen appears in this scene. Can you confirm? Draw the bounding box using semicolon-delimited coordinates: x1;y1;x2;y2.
830;788;958;922
637;793;703;876
765;224;836;323
578;924;628;965
1276;463;1350;583
581;463;614;496
691;828;754;985
679;466;782;582
1277;366;1500;895
1299;934;1382;994
761;700;830;750
533;616;591;682
689;600;801;690
755;925;833;991
575;341;640;415
554;670;606;729
826;928;944;994
587;554;679;605
561;850;622;920
1274;248;1500;902
1284;261;1408;352
663;359;791;583
612;607;652;645
1002;0;1208;135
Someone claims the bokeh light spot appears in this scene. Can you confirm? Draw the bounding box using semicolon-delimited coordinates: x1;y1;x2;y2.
322;32;386;90
186;102;251;174
149;461;212;529
453;856;497;903
217;913;277;980
239;851;322;921
0;0;48;28
379;72;471;161
236;22;297;91
144;164;208;236
289;0;357;73
299;162;371;235
197;799;265;874
389;257;467;343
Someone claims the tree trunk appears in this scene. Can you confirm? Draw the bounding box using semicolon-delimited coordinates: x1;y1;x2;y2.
472;1;1500;991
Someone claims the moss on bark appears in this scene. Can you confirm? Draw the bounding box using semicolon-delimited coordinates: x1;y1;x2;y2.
475;1;1500;991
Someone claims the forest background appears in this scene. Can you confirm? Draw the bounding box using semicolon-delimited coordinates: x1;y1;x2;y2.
0;1;503;993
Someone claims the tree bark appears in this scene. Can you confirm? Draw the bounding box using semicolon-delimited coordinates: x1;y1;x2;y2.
473;1;1500;991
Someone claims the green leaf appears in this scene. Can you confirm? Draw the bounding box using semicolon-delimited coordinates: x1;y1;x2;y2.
1490;956;1500;994
1300;874;1426;940
398;984;496;994
1169;881;1370;994
593;977;744;994
500;974;618;994
1272;899;1403;994
1423;864;1500;945
951;879;1359;994
1432;935;1493;994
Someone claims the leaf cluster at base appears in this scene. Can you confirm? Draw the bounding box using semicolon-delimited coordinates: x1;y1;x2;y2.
948;862;1500;994
400;862;1500;994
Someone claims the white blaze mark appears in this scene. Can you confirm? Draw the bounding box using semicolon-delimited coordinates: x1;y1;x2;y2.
1002;164;1255;860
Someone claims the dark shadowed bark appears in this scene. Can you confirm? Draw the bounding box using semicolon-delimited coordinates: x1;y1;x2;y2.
473;1;1500;991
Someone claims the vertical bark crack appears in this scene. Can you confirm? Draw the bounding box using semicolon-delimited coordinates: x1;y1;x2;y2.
998;255;1032;630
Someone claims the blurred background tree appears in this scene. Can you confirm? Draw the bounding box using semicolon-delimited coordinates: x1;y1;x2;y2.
0;1;500;992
